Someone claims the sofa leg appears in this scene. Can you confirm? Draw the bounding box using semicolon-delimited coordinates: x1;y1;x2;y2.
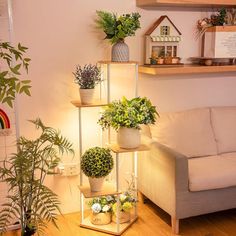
139;192;149;204
171;217;179;235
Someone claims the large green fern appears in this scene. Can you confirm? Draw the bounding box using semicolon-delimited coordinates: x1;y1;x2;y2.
0;119;74;236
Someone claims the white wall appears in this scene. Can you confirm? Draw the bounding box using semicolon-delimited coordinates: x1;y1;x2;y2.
11;0;236;213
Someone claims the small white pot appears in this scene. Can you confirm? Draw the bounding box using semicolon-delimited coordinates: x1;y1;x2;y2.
89;177;105;192
90;212;111;225
112;211;131;224
79;88;95;105
117;127;140;149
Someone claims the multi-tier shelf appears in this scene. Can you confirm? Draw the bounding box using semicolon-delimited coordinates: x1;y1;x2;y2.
72;61;146;235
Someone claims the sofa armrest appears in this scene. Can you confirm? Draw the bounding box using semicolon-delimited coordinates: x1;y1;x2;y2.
150;138;189;192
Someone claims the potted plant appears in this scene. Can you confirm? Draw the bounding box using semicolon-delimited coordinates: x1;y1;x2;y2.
0;42;31;108
96;11;141;62
157;48;165;65
88;196;115;225
81;147;114;192
98;97;158;149
0;119;74;236
112;192;136;224
73;64;102;104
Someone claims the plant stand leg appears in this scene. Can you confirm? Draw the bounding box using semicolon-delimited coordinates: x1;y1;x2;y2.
171;217;179;235
139;192;149;204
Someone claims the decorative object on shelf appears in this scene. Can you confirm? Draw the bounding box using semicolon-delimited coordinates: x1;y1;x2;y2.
81;147;114;192
145;15;182;65
112;192;136;224
73;64;102;104
98;97;158;149
197;8;236;58
0;42;31;108
0;119;74;236
88;196;115;225
96;11;141;62
0;108;11;136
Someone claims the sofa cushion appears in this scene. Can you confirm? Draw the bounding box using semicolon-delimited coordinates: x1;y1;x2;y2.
150;108;217;158
188;153;236;191
211;107;236;154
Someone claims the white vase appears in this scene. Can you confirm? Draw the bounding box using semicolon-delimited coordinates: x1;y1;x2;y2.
111;40;129;62
89;177;105;192
79;88;95;104
90;212;111;225
117;127;141;149
112;211;131;224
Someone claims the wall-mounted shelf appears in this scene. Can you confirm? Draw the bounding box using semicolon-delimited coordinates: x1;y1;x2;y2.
136;0;236;8
139;64;236;75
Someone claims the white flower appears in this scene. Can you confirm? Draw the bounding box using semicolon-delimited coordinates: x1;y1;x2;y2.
91;203;102;213
120;194;127;202
102;205;110;212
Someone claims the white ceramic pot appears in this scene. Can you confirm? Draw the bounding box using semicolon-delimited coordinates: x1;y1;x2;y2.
112;211;131;224
117;127;140;149
90;212;111;225
89;177;105;192
79;88;95;105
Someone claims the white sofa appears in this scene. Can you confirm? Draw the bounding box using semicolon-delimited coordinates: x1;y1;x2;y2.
138;107;236;234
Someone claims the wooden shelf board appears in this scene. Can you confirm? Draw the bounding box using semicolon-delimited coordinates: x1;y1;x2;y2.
79;183;120;198
139;64;236;75
71;100;107;108
98;61;139;65
108;143;149;154
80;215;138;235
136;0;236;8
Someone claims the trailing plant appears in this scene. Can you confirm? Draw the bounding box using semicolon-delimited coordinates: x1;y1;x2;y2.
96;11;141;44
81;147;113;178
0;42;31;108
73;64;102;89
98;97;158;130
0;119;74;236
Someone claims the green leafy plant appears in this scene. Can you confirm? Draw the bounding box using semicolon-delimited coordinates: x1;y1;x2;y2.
73;64;102;89
0;42;31;108
96;11;141;44
81;147;113;178
98;97;158;130
0;119;74;236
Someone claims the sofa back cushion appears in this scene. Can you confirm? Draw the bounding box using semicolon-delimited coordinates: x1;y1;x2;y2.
211;107;236;154
150;108;217;158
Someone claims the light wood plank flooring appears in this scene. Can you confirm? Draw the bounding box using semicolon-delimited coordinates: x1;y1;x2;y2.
4;199;236;236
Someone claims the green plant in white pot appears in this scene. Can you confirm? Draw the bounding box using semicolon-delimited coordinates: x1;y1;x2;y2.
96;11;141;62
73;64;102;104
98;97;158;149
81;147;113;192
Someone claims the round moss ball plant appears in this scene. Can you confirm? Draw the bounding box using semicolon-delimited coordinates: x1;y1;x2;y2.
81;147;114;191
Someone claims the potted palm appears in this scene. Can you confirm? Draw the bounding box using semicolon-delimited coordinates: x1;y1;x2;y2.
98;97;158;149
0;119;74;236
96;11;141;62
81;147;113;192
73;64;102;104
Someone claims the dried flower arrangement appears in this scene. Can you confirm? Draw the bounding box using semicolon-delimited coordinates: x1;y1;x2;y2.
196;8;236;38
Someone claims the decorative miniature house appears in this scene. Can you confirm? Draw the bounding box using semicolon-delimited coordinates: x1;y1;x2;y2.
145;15;182;64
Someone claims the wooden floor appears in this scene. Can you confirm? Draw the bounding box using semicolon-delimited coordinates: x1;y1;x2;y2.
4;199;236;236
